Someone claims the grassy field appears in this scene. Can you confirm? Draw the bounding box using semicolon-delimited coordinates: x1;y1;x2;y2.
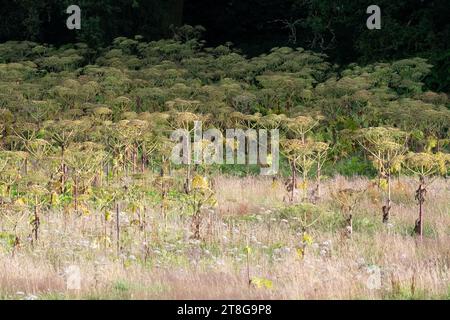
0;38;449;300
1;175;448;300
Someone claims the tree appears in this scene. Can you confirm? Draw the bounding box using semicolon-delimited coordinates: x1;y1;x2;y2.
281;139;314;202
185;174;217;240
404;152;450;240
0;151;26;200
43;120;86;193
168;111;202;193
332;188;365;238
311;141;330;202
282;115;320;202
65;142;106;213
356;127;408;223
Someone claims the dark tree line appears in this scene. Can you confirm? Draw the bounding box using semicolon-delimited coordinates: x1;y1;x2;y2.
0;0;184;45
0;0;449;92
184;0;450;92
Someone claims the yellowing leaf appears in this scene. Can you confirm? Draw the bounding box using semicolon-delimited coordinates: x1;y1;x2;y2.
379;178;388;191
297;181;308;190
271;180;280;189
15;198;27;206
50;192;59;207
123;259;132;268
302;233;313;246
0;185;7;197
251;277;273;289
425;137;437;153
192;175;208;190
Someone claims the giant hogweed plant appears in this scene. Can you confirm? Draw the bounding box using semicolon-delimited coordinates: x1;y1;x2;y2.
0;36;448;257
404;152;450;240
355;127;408;223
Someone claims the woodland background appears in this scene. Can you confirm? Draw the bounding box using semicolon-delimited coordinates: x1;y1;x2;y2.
1;0;449;92
0;0;449;300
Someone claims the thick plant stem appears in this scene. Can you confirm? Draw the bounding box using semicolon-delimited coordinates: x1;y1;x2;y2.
246;248;251;286
185;163;191;194
316;161;321;200
291;161;296;203
33;194;39;244
383;171;392;223
418;196;423;240
116;202;120;256
74;175;78;214
60;146;65;194
415;177;426;241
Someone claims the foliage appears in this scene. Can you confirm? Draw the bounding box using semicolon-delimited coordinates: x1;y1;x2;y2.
0;36;448;261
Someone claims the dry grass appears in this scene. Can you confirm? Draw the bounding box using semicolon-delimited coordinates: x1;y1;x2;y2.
0;175;449;300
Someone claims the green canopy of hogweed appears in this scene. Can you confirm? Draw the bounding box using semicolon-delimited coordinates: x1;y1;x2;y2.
258;113;287;130
355;127;408;174
284;115;319;139
65;142;106;176
169;111;201;131
405;152;450;177
281;139;314;157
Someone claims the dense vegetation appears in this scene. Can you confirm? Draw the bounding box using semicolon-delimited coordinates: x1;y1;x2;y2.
0;32;449;299
1;1;449;91
0;31;449;224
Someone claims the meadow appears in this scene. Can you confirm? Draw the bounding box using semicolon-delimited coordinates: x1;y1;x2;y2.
0;176;448;299
0;31;449;299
